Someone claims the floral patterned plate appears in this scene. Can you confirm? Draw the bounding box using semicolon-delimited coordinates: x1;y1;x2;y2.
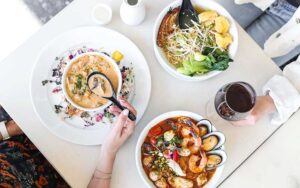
42;46;135;128
30;27;151;145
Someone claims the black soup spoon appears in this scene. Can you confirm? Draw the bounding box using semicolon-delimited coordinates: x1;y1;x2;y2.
178;0;199;29
87;72;136;121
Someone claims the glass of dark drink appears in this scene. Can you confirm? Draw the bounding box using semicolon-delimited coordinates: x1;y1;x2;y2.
214;82;256;121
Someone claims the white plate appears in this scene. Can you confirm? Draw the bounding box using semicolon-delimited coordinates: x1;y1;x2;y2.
30;26;151;145
153;0;239;82
136;111;225;188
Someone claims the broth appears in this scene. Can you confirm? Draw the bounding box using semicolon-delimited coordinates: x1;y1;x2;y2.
65;54;119;109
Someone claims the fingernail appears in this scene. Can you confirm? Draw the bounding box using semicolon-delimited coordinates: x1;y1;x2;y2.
122;109;129;116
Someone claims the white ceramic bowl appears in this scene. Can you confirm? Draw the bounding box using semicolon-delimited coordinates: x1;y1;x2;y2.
153;0;239;82
136;111;225;188
62;52;122;112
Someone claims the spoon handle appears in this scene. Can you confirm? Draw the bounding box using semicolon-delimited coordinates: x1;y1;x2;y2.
110;96;136;121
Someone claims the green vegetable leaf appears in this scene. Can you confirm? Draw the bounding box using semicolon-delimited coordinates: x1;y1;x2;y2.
169;136;182;146
212;53;232;71
194;52;206;61
177;67;192;76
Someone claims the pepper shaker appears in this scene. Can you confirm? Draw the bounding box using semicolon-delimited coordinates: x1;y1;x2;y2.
120;0;146;26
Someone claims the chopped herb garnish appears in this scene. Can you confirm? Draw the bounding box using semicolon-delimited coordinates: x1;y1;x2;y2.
76;74;83;89
169;136;182;146
171;125;177;130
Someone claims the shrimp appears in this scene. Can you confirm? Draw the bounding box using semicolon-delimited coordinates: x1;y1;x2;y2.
186;171;199;180
143;156;154;168
168;177;193;188
179;124;201;138
196;173;208;186
149;170;162;181
181;126;192;137
177;117;200;137
155;177;168;188
188;150;207;173
181;137;202;154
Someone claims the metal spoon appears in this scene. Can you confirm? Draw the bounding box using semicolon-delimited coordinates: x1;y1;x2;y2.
87;72;136;121
178;0;199;29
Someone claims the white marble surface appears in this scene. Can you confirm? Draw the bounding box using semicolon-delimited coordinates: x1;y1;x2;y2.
0;0;285;187
219;111;300;188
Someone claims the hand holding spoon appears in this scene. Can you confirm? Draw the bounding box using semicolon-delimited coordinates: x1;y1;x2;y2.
87;72;136;121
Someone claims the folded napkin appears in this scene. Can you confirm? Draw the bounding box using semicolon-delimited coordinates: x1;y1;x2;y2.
263;56;300;125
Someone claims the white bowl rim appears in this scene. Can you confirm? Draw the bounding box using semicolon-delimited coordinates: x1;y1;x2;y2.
153;0;239;82
135;110;225;188
61;51;122;112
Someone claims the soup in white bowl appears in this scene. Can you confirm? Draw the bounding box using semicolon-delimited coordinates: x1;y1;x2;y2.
136;111;227;188
62;52;122;111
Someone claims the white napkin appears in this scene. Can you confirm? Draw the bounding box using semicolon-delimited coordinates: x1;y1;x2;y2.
283;55;300;91
263;59;300;125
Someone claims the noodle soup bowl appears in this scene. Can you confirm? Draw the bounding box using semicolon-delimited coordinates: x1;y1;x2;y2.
153;0;238;82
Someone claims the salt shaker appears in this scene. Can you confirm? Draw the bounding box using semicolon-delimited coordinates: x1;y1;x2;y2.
120;0;146;26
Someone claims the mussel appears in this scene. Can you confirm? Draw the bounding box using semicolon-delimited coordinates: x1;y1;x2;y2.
201;132;225;152
196;119;213;137
206;150;227;170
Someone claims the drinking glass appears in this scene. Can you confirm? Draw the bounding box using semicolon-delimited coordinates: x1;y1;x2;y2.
206;82;256;122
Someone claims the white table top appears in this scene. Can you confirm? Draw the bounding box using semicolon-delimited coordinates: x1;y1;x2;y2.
0;0;285;187
219;111;300;188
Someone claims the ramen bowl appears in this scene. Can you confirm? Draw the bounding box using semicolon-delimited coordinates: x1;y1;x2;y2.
136;111;226;188
153;0;239;82
62;52;122;112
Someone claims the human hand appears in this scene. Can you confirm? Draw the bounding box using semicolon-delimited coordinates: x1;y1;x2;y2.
6;120;23;137
232;96;276;126
102;98;137;155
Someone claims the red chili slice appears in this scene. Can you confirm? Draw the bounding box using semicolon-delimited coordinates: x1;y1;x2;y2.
173;149;179;161
148;126;162;137
150;137;157;145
